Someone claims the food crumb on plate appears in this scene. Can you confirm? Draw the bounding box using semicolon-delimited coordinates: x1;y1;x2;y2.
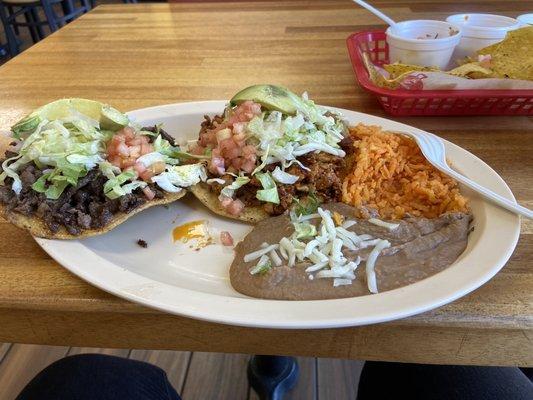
137;239;148;248
220;231;234;246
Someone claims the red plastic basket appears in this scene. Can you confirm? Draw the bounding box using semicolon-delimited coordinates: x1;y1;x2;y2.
346;31;533;116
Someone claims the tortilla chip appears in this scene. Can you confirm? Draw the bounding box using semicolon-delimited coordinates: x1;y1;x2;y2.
0;190;186;239
477;26;533;80
477;41;500;56
448;63;494;79
362;53;394;88
383;62;439;79
190;182;269;224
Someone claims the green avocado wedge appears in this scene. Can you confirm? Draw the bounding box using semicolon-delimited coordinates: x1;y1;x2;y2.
11;98;129;137
229;84;305;115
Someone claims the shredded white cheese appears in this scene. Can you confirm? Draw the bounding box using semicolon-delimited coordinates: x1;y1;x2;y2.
249;254;270;275
333;278;353;287
244;244;279;263
368;218;400;231
342;220;357;229
269;249;282;267
365;240;391;293
245;207;390;293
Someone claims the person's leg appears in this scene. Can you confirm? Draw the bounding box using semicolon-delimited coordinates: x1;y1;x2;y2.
16;354;181;400
521;367;533;381
357;362;533;400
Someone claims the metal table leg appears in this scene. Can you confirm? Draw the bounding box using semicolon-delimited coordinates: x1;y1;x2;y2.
248;355;299;400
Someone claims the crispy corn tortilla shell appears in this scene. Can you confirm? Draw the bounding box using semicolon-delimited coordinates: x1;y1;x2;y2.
0;190;186;239
190;182;269;224
447;63;494;79
362;53;403;89
477;26;533;81
383;62;439;79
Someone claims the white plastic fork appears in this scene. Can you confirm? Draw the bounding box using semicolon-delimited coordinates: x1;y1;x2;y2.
397;130;533;219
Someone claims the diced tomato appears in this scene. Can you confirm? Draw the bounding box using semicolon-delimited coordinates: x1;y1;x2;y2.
209;156;225;175
129;137;142;146
129;145;141;159
140;142;153;155
133;162;147;175
122;127;135;140
220;138;240;159
220;196;233;208
117;142;129;157
216;128;232;143
140;169;154;182
232;122;246;136
122;157;136;168
241;158;256;174
226;199;245;216
231;157;243;170
220;231;234;246
142;186;156;200
109;155;122;167
194;101;262;179
107;145;117;157
112;134;126;144
242;145;256;156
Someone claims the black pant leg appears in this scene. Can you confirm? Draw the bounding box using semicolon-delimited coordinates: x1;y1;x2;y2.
16;354;182;400
357;362;533;400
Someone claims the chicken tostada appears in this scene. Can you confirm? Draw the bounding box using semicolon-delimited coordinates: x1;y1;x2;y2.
190;85;354;223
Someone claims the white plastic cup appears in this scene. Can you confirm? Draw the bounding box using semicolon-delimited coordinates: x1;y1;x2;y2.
446;14;521;60
517;14;533;26
386;20;462;70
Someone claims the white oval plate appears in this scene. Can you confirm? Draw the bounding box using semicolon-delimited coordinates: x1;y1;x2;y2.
35;101;520;329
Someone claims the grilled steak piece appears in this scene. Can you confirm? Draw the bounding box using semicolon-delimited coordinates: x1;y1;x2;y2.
142;125;176;147
0;162;158;235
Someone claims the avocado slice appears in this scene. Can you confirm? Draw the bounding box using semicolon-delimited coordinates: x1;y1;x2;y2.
12;98;129;137
230;84;305;115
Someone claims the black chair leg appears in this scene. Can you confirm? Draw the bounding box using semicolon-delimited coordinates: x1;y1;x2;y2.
24;10;40;43
61;0;75;23
30;7;45;40
0;2;19;55
81;0;91;13
7;5;18;34
41;0;59;32
248;355;299;400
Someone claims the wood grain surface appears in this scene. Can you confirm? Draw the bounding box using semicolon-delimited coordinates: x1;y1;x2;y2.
0;1;531;366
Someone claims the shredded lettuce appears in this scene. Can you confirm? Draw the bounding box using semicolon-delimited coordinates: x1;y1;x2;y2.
99;161;121;180
1;108;208;201
249;259;272;275
1;114;110;198
153;135;209;162
241;94;347;176
136;151;167;168
0;155;25;194
151;163;207;193
271;166;299;184
293;222;317;239
255;172;279;204
31;173;50;193
103;170;137;199
220;176;250;199
292;192;320;216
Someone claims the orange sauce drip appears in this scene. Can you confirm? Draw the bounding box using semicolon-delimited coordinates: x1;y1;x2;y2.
172;220;206;243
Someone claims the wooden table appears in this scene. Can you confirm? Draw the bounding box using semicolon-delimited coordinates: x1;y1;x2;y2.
0;0;531;367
